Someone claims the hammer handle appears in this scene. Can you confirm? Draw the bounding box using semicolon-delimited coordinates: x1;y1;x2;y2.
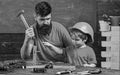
19;14;29;29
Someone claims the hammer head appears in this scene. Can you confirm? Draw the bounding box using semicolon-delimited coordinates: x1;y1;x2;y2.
17;10;25;17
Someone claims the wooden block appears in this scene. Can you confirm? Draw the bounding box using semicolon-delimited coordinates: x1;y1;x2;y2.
101;51;111;57
101;62;111;69
102;41;111;47
102;41;120;47
101;32;111;37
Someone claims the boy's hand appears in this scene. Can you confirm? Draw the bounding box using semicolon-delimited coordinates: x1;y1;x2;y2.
25;27;35;38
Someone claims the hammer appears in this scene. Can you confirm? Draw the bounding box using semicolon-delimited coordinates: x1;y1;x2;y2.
17;10;38;65
17;10;29;29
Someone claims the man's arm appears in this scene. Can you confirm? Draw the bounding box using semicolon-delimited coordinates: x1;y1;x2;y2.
43;42;63;54
20;27;35;60
20;35;34;60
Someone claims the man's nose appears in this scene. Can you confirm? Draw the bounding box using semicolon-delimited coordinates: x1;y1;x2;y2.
44;20;49;24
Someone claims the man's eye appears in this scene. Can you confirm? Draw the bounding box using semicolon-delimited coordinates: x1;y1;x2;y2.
40;19;45;21
40;18;50;21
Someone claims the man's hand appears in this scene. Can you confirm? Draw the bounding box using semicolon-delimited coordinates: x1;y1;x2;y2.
83;64;96;67
42;42;63;54
42;42;53;47
25;27;35;38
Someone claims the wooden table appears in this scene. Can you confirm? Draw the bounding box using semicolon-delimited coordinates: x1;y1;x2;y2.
1;67;119;75
0;60;120;75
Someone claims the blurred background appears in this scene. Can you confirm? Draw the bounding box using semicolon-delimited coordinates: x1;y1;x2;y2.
0;0;120;67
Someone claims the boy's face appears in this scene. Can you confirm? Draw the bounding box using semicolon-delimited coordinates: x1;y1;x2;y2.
70;32;85;46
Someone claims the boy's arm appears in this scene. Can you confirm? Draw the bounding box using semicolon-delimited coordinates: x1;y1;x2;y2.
84;48;97;67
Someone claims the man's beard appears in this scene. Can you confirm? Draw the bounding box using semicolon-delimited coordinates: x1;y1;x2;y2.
36;22;52;36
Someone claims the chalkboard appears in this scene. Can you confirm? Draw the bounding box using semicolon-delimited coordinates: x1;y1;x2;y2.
0;0;96;33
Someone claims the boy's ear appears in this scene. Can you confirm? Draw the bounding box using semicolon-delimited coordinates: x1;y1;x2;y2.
84;36;88;43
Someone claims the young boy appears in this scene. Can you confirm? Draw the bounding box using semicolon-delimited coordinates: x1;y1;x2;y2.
43;22;97;67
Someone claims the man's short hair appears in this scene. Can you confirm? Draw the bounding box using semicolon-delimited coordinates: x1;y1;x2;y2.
35;1;52;17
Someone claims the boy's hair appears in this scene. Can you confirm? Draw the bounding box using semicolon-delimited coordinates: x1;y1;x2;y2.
35;1;52;17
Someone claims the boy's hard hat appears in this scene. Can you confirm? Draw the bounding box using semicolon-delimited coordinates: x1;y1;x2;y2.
70;22;94;43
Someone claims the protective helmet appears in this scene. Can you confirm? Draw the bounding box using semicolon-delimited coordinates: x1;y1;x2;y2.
70;22;94;43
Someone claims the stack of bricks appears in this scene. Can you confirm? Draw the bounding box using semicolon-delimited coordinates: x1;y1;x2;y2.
101;26;120;70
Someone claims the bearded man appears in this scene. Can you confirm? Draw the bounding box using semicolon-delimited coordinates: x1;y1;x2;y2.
20;1;73;63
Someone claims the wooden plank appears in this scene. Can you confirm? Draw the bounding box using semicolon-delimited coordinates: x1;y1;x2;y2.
101;32;111;37
23;65;76;70
24;65;45;69
101;51;111;57
102;41;111;47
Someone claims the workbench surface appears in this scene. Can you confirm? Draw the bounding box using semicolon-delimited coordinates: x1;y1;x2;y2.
0;60;120;75
0;67;119;75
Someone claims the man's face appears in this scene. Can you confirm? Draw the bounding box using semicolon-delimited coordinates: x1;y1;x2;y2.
35;14;51;27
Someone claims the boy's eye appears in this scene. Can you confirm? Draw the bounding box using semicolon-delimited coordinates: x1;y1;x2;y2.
75;39;80;41
46;18;50;20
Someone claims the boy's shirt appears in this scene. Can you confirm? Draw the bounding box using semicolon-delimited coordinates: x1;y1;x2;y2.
64;45;97;66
